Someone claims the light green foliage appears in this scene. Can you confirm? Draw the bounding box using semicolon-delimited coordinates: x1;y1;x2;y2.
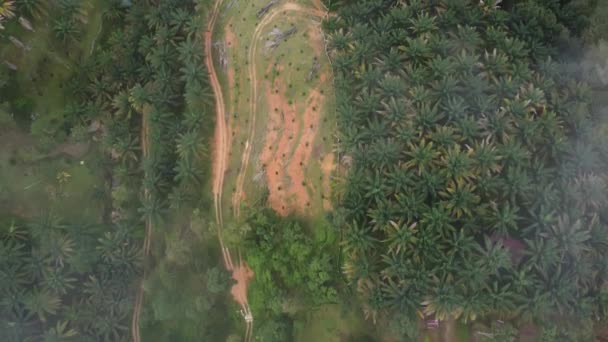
244;208;338;339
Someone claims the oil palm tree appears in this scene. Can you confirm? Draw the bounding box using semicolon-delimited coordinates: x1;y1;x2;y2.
369;138;401;169
0;238;26;266
439;144;475;182
184;15;203;37
367;199;393;231
439;179;480;219
394;191;428;222
376;48;404;74
182;110;204;129
170;8;189;30
362;170;390;204
0;0;15;20
41;320;77;342
0;263;28;295
24;287;61;322
180;61;205;89
355;64;382;90
429;125;460;146
0;303;35;342
384;220;418;255
144;5;168;29
153;24;178;47
111;135;139;165
421;205;455;234
404;138;439;176
329;28;351;51
355;89;382;117
471;138;502;175
176;130;205;160
138;196;165;226
379;74;407;99
173;157;202;185
359;281;386;324
444;229;476;263
489;202;520;236
40;233;74;269
111;90;132;118
381;252;410;280
177;37;202;64
422;280;462;321
379;97;408;123
53;17;79;43
16;0;47;18
91;309;128;342
342;221;378;257
41;267;75;295
128;83;149;112
402;37;432;64
546;215;591;261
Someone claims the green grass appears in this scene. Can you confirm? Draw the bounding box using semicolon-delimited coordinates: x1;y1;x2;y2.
0;131;105;222
293;303;377;342
456;322;472;342
0;1;110;222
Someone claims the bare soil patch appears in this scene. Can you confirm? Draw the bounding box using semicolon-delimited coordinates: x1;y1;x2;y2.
260;77;304;215
285;87;323;212
231;261;254;307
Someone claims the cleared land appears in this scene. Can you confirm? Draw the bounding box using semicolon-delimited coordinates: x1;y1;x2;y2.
214;0;336;220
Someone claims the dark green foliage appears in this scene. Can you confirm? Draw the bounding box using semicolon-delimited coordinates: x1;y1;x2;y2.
2;0;220;341
0;217;141;342
327;0;608;336
255;315;293;342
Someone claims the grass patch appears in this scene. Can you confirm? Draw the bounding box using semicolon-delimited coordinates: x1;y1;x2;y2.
0;130;106;222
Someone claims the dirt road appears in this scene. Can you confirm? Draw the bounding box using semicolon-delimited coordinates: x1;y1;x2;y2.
132;107;151;342
205;0;255;339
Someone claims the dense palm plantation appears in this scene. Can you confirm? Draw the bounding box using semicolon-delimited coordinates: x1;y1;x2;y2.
325;0;608;338
1;0;231;341
3;0;608;339
0;216;141;341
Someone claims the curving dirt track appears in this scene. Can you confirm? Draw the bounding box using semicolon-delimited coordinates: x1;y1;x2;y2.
207;0;227;250
132;107;151;342
231;2;328;218
206;0;255;339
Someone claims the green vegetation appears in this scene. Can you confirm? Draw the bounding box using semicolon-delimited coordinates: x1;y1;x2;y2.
325;0;608;339
4;0;608;340
244;208;338;314
1;0;235;341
